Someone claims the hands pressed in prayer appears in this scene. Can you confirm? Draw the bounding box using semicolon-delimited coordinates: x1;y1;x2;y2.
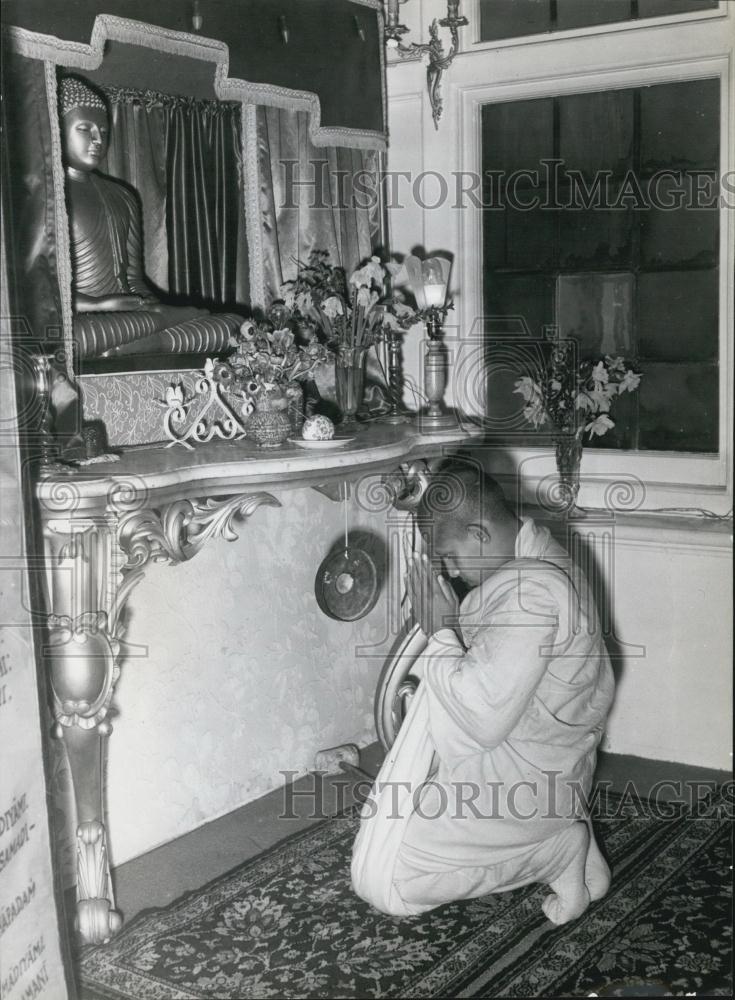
406;553;459;637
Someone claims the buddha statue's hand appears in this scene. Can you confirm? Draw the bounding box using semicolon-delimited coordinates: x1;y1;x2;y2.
74;292;158;313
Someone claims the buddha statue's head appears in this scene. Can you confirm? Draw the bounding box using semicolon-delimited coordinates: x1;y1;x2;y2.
59;76;109;174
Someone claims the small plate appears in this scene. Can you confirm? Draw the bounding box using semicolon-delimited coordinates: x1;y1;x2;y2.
288;436;355;450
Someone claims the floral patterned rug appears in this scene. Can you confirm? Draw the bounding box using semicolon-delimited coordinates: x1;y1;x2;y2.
79;790;731;999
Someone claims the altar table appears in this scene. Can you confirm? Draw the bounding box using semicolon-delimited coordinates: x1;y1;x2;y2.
35;422;480;944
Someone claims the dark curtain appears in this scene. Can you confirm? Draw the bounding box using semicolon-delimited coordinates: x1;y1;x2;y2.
103;87;248;310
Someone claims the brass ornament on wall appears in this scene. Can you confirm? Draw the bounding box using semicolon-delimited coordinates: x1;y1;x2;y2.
383;0;469;128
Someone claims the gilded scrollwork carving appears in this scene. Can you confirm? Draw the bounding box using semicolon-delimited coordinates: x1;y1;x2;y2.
75;821;122;945
116;492;282;570
47;611;120;732
41;489;280;945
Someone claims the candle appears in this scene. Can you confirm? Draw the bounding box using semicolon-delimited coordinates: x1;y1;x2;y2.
385;0;399;28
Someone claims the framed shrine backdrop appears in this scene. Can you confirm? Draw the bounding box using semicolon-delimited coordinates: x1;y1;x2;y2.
1;1;385;443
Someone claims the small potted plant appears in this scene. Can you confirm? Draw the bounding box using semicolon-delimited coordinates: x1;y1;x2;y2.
213;317;329;448
514;344;642;510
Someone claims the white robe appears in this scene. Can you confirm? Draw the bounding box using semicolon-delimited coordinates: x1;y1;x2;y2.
351;519;615;916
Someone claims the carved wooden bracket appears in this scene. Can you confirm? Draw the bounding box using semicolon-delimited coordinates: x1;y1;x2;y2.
116;492;281;569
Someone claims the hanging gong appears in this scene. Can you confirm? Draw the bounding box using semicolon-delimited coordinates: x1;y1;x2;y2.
315;543;380;622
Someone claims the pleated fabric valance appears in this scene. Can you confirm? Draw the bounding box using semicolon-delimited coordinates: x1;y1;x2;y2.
2;0;387;150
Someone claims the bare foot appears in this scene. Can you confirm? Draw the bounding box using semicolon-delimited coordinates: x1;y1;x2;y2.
541;823;591;925
584;824;611;901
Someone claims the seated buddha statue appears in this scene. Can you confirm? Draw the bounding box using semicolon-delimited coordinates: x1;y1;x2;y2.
59;76;243;359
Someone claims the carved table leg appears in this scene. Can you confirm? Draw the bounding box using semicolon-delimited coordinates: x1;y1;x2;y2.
46;602;122;944
57;725;121;944
43;516;124;945
41;489;280;944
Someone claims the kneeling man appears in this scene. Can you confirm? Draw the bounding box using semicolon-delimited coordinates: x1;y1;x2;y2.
352;460;615;924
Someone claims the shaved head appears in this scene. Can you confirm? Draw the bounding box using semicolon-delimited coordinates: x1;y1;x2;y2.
417;459;514;528
415;459;519;587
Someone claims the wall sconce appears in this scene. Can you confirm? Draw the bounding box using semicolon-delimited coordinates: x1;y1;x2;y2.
383;0;468;129
404;254;457;431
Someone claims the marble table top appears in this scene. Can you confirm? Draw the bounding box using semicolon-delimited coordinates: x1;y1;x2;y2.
36;420;484;514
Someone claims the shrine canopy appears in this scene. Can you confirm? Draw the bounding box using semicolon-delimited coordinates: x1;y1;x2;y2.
1;0;387;147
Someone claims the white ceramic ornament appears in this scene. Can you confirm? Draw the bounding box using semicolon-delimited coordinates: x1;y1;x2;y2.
302;415;335;441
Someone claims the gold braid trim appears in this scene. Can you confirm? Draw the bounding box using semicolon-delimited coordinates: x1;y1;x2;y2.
44;61;76;380
5;13;387;151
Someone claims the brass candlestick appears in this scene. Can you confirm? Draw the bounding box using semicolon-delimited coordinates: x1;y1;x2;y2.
381;329;409;424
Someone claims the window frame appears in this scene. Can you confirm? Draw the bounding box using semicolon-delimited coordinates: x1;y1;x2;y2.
467;0;726;50
449;16;733;513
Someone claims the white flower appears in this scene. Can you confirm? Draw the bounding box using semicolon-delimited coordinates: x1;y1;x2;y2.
604;355;626;373
239;320;256;341
321;296;344;319
204;357;215;377
575;392;594;411
295;290;314;314
523;401;548;427
550;378;562;392
356;286;379;310
513;376;541;403
585;414;615;438
588;384;617;413
350;255;384;289
591;361;609;385
619;369;642;393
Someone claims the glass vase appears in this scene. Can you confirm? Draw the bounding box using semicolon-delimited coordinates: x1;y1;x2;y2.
334;346;368;430
554;433;584;514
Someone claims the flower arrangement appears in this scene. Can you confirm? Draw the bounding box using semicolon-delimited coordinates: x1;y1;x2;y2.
513;343;643;510
514;353;642;440
281;250;418;352
212;316;329;398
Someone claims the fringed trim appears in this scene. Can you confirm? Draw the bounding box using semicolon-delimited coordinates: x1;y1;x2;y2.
242;104;266;312
4;12;388;151
103;85;239;115
44;61;76;381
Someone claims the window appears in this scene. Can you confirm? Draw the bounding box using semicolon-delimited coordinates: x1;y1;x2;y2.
479;0;719;42
482;78;720;452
